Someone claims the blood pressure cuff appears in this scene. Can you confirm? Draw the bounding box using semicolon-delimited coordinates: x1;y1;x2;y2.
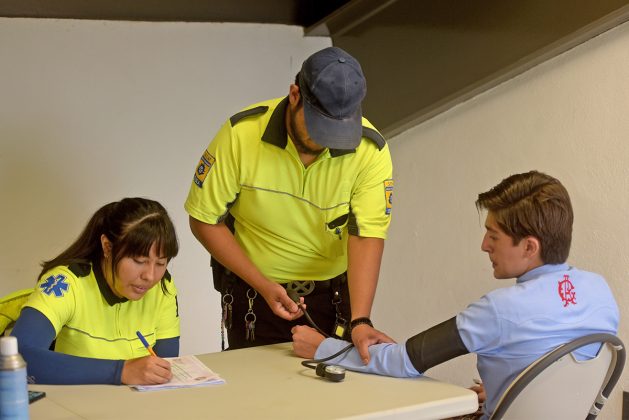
405;316;469;373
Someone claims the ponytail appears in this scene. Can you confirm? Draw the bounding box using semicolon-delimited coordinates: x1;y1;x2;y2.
38;202;117;279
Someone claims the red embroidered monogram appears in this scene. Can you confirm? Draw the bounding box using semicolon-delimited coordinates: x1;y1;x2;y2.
558;274;577;307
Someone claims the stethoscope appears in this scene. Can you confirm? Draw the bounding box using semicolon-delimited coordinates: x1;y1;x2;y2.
288;289;354;382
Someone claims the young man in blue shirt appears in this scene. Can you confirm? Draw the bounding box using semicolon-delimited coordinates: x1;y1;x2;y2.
292;170;619;419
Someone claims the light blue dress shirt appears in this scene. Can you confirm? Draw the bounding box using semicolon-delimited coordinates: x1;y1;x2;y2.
315;264;619;420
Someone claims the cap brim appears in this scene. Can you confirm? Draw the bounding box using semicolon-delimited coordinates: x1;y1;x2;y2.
303;100;362;150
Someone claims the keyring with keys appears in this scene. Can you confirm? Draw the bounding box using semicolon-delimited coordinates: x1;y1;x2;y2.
244;289;257;341
220;292;234;350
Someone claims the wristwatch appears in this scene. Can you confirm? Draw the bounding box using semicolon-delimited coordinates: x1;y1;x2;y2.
350;317;373;330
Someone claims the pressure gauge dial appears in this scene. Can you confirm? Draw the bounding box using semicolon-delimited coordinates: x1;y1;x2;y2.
315;363;346;382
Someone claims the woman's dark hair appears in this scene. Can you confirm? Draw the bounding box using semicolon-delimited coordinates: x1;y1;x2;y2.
39;198;179;291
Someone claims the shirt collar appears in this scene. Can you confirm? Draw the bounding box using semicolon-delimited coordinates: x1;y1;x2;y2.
517;263;570;284
93;261;128;305
261;96;289;148
261;96;356;157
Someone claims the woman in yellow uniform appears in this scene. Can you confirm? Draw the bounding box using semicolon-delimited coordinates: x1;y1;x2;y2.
12;197;180;385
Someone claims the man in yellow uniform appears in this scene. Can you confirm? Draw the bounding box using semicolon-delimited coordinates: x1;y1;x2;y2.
185;46;393;362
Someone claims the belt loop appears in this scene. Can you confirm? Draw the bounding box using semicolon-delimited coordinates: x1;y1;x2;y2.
331;274;348;339
330;272;346;292
220;265;236;293
211;258;236;293
331;276;340;293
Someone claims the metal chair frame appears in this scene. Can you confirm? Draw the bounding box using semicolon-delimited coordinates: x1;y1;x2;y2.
489;333;625;420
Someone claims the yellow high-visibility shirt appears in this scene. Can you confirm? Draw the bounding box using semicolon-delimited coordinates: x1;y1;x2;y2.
185;96;393;282
25;263;179;359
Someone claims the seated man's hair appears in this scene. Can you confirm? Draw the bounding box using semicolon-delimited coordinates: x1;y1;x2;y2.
476;170;573;264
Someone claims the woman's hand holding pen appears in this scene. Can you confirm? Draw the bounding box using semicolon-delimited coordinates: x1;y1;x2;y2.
121;356;172;385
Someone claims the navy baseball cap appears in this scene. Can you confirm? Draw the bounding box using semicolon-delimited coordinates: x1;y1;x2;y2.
298;47;366;150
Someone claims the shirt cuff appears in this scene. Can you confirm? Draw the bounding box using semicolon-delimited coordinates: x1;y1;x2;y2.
315;338;421;378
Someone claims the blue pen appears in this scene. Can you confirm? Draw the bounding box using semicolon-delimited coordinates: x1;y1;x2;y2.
136;331;157;357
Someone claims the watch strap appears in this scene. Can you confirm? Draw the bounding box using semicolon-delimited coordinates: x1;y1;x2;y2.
350;317;373;330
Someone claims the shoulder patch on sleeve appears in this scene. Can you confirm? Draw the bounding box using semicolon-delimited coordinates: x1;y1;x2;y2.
193;150;215;188
229;106;269;127
68;262;91;278
39;274;70;298
362;126;386;150
384;179;394;215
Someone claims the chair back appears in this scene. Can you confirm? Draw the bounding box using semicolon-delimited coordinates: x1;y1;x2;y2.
0;288;33;335
489;333;625;420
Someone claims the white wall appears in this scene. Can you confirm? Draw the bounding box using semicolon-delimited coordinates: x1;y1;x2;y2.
378;22;629;419
2;16;627;419
0;18;330;355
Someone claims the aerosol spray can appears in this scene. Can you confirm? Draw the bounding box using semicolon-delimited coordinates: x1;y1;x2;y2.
0;336;28;419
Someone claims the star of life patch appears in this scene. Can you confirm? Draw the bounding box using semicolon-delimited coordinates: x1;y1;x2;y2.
40;274;70;298
384;179;394;215
193;150;216;188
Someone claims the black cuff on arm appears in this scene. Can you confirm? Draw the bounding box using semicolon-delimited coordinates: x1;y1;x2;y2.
154;337;180;357
404;316;469;374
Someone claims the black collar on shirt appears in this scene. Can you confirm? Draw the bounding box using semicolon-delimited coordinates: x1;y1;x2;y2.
92;261;128;306
261;96;356;157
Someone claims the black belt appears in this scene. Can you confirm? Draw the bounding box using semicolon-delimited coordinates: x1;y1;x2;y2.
280;274;346;297
215;259;346;297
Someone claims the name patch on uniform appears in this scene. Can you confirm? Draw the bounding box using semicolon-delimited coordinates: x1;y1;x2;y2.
558;274;576;307
384;179;394;215
193;150;216;188
40;274;70;298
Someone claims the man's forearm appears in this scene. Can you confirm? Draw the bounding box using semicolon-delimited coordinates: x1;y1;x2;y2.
347;235;384;319
189;216;302;321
